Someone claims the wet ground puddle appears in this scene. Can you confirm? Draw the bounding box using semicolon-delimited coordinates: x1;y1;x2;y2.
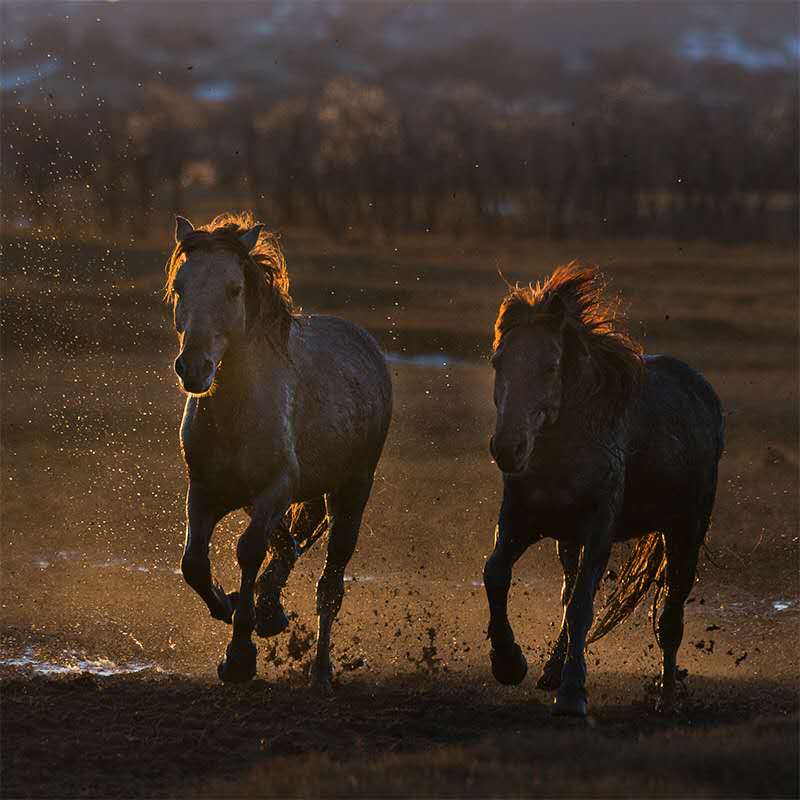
0;646;160;677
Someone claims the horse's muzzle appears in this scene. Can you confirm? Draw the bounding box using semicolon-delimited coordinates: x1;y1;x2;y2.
175;353;215;395
490;432;531;474
490;411;546;475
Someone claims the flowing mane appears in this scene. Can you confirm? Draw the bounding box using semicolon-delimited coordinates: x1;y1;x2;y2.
164;212;295;351
494;262;644;423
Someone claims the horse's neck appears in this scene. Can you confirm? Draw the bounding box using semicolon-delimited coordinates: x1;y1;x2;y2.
203;338;289;423
559;357;607;432
560;355;630;441
202;341;256;418
561;355;596;413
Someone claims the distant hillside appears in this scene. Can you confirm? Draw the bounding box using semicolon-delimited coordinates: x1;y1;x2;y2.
2;0;797;108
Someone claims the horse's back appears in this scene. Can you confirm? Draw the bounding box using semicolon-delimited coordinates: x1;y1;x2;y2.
289;315;392;497
639;354;724;456
621;354;724;534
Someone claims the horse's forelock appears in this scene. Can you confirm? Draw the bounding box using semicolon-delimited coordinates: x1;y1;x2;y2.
164;216;294;351
493;262;644;422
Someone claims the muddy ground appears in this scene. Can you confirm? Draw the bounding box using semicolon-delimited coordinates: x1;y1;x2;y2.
1;232;798;798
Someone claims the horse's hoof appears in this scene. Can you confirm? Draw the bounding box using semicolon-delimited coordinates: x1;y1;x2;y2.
655;697;676;715
254;599;290;638
310;675;334;696
536;658;564;691
309;664;334;696
655;690;678;715
217;641;257;684
490;643;528;686
552;687;588;717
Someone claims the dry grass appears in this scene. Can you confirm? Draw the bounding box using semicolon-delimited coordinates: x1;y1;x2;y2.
203;716;798;798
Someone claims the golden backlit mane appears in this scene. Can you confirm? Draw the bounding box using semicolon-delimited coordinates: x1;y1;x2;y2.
493;262;644;420
164;212;294;350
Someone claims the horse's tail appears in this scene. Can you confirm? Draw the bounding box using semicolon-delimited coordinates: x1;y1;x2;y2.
587;532;667;644
284;497;328;556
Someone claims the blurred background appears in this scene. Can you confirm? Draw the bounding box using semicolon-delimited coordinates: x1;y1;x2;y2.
2;0;798;244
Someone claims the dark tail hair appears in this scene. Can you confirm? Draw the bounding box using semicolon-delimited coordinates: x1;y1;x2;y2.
588;532;667;644
282;498;328;555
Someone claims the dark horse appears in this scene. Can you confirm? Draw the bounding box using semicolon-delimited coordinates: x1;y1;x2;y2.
484;264;724;716
165;213;392;690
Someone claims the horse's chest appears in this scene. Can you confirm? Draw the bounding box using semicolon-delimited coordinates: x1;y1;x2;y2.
524;454;584;504
525;480;586;532
506;468;580;525
511;448;623;533
184;424;242;485
181;404;260;504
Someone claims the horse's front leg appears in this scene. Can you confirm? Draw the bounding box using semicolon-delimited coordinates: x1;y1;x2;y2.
537;538;580;690
218;480;290;684
553;511;615;717
180;483;236;623
483;497;533;685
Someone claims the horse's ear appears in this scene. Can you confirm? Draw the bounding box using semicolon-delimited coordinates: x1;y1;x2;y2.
175;216;194;243
548;294;589;358
239;224;264;253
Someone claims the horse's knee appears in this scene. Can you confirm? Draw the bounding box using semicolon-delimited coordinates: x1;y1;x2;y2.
483;551;510;593
181;553;210;589
236;528;268;572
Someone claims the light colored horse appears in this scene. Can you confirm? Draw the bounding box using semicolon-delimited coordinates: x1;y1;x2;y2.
165;213;392;690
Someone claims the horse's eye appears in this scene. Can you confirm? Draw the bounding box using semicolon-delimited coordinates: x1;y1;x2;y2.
543;364;559;376
227;285;243;299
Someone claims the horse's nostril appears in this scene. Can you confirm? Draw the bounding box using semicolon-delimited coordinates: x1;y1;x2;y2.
203;358;214;376
174;356;186;379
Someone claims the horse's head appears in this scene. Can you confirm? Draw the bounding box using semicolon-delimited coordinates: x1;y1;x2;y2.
490;293;586;474
167;216;263;396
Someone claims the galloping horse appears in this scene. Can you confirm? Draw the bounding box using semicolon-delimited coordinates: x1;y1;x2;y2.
165;213;392;689
484;264;724;716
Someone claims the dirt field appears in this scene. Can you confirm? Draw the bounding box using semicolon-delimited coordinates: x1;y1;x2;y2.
1;231;798;798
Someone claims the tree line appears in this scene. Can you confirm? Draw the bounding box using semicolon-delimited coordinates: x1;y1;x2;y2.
3;57;797;243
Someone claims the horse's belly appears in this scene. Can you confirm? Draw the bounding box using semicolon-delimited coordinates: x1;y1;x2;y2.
291;437;373;500
293;403;390;499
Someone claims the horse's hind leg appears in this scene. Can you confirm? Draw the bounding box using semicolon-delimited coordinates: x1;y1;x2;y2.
254;523;298;638
537;539;580;691
309;471;373;694
180;483;236;624
218;481;290;684
255;497;328;638
658;522;703;711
